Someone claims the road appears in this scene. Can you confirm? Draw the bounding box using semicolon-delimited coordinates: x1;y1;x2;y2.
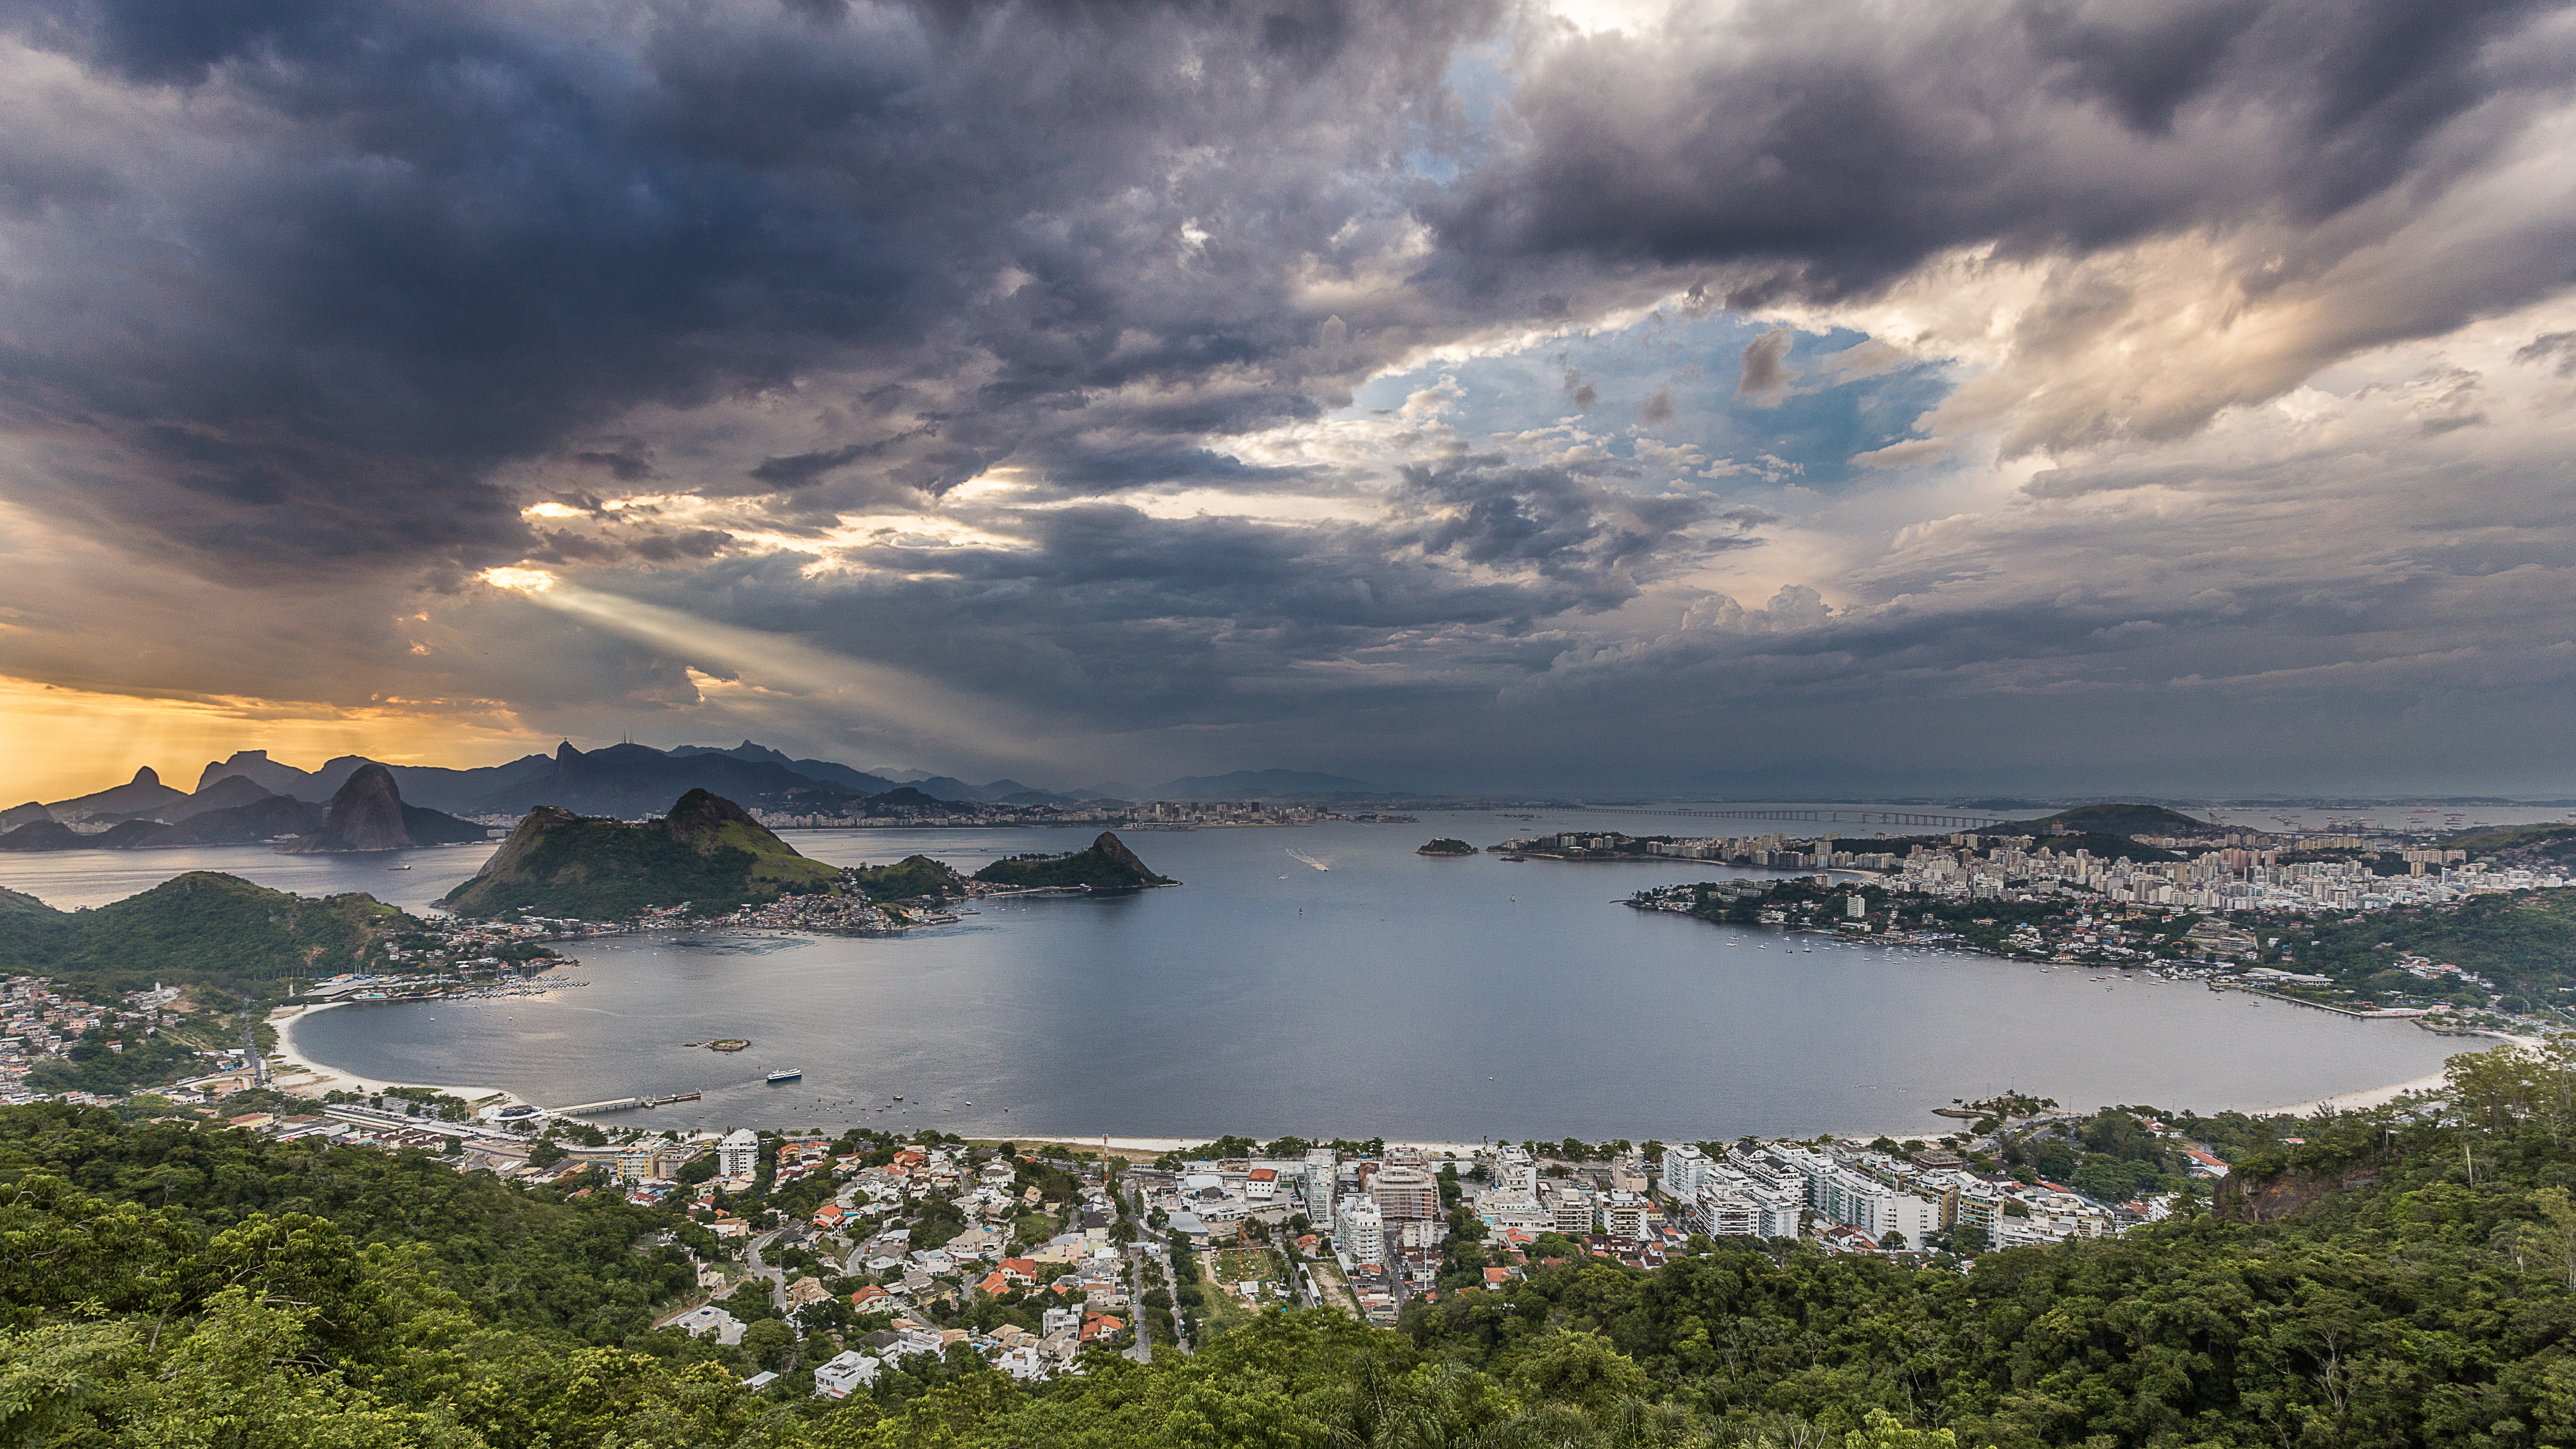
1124;1183;1190;1357
742;1229;790;1312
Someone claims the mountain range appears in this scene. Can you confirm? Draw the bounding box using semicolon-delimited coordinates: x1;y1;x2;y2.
1;762;485;854
11;743;1410;832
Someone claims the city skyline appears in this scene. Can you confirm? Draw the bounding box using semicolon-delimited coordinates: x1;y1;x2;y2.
3;0;2572;800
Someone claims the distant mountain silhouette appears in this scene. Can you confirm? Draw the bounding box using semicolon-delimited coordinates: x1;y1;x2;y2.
668;741;900;794
156;772;277;821
45;767;188;823
282;763;485;852
0;820;83;852
193;750;324;797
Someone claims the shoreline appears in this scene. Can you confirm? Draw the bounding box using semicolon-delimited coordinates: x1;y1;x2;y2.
269;1001;524;1107
262;997;2470;1142
260;985;2485;1143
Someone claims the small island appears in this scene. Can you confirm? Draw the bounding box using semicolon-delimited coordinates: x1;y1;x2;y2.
1417;838;1478;856
974;831;1176;890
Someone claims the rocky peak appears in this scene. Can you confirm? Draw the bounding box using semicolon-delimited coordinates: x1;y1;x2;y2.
1091;831;1154;875
285;762;414;853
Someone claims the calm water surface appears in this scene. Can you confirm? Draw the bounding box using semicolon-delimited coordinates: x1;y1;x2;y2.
3;810;2466;1140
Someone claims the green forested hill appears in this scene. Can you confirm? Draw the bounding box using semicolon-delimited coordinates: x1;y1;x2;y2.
2292;889;2576;1002
443;790;842;919
15;1045;2576;1447
0;871;413;996
847;854;968;901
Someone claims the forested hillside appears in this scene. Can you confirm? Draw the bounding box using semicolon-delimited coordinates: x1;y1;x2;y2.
0;872;414;997
14;1044;2576;1446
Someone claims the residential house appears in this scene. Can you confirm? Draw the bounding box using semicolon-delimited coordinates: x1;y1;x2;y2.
812;1351;880;1399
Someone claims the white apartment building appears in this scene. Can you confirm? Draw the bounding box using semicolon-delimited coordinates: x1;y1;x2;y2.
1690;1170;1802;1239
716;1128;760;1179
1659;1144;1712;1203
1602;1189;1650;1240
1337;1195;1385;1267
1546;1185;1594;1235
1493;1146;1538;1195
1475;1189;1551;1234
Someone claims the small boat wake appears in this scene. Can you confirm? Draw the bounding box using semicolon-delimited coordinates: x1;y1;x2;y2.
1286;848;1331;872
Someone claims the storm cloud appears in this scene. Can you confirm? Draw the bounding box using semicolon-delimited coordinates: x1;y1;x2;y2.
0;0;2571;797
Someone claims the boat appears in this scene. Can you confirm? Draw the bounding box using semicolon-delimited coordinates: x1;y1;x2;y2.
386;864;412;871
766;1068;803;1084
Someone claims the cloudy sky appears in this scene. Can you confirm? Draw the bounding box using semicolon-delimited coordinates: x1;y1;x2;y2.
2;0;2573;801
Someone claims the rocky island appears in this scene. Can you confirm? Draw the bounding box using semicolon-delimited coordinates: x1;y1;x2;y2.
1418;837;1477;855
973;831;1176;890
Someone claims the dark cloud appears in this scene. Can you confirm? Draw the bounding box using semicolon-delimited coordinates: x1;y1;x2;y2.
0;0;1502;579
4;0;2572;796
1396;456;1716;607
1432;0;2565;298
747;430;936;489
2516;331;2576;377
1735;330;1798;404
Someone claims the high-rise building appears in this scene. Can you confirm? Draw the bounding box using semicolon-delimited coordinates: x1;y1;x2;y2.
1371;1162;1440;1223
716;1128;760;1179
1547;1186;1594;1236
1337;1195;1384;1266
1659;1144;1711;1203
1304;1149;1337;1230
1493;1146;1538;1195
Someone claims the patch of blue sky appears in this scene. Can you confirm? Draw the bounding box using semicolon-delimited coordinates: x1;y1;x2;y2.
1405;37;1510;184
1344;308;1955;490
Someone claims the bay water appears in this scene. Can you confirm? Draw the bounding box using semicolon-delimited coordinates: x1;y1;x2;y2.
0;807;2470;1142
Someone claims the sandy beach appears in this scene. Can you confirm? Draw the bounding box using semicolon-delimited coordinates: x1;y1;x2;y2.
269;1002;521;1106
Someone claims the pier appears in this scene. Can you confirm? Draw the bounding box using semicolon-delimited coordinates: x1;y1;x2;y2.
547;1090;702;1116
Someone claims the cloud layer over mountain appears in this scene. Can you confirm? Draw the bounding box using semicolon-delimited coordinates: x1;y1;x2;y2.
1;0;2571;797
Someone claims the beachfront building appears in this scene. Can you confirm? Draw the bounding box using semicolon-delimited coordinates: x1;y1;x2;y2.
1338;1195;1384;1267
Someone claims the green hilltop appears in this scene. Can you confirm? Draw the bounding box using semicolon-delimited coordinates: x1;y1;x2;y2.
0;871;414;997
2007;802;2221;837
973;831;1176;890
847;854;969;901
443;789;843;920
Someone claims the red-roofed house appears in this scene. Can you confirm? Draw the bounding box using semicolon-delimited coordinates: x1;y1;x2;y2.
850;1285;890;1311
1079;1313;1126;1343
813;1202;848;1230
